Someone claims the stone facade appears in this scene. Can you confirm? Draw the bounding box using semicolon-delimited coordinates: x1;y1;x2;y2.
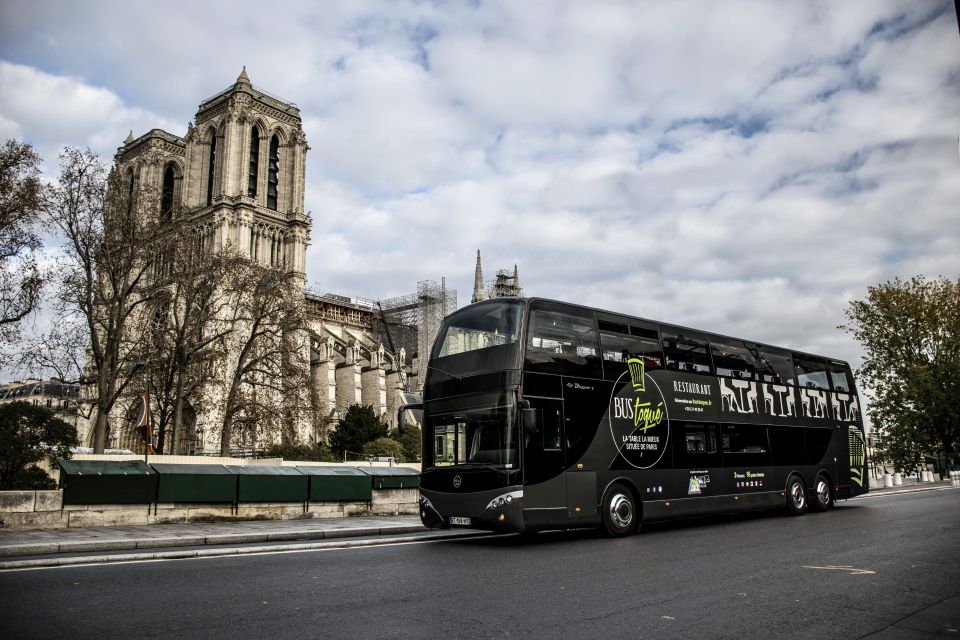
88;70;410;455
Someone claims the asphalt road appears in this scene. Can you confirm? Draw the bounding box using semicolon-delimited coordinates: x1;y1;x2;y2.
2;489;958;640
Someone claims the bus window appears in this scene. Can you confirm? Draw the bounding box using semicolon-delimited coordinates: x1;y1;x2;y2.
721;424;770;465
674;422;721;467
433;423;465;466
795;355;829;390
805;427;833;464
769;425;806;465
828;361;855;393
711;339;757;379
525;308;601;377
599;320;662;380
756;348;795;385
661;330;712;374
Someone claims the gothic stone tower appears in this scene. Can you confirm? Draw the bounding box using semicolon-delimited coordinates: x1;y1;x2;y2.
115;67;310;281
110;69;312;454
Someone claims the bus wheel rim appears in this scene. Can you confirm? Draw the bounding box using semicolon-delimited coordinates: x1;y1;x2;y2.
791;482;805;509
817;479;829;505
609;493;633;529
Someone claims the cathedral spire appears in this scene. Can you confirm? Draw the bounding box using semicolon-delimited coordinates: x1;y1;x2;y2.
471;249;487;304
236;66;251;87
513;263;520;294
123;130;134;145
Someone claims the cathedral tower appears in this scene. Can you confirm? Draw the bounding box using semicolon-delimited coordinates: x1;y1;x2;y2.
115;67;311;279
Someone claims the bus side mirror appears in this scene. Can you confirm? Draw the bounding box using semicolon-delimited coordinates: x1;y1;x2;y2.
397;403;423;433
522;408;538;435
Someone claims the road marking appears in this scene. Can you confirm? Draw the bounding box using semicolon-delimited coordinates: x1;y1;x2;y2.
802;565;875;575
0;532;504;572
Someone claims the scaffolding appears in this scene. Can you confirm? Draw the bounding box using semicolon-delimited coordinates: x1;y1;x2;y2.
489;269;523;299
379;279;458;389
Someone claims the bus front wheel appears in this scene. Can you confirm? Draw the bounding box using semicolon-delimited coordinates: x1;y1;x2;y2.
602;483;637;537
786;475;807;516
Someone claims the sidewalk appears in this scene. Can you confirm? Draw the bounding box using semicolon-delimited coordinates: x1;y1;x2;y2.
1;479;952;570
852;477;954;498
0;515;478;569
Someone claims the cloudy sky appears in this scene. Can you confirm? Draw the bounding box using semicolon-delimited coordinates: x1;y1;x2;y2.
1;0;958;374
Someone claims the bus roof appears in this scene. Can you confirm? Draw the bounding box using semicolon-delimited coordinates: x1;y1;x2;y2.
463;296;850;368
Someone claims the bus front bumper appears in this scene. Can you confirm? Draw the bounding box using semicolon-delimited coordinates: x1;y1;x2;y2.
419;486;525;533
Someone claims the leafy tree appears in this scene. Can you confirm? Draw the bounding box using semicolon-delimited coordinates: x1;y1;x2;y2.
0;401;78;489
0;139;45;359
391;425;422;463
329;404;388;459
363;437;405;460
841;276;960;474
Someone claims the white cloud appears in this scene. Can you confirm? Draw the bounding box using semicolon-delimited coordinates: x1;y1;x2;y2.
0;0;958;383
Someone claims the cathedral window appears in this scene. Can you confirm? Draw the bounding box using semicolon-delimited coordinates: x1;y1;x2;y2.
125;167;135;216
206;133;217;206
267;134;280;210
248;127;260;198
161;164;175;220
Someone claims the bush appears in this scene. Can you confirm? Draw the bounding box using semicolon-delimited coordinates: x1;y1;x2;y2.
3;465;56;490
329;404;389;459
262;441;337;462
362;437;405;460
391;426;422;463
0;401;77;490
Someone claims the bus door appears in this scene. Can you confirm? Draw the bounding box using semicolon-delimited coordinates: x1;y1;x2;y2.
523;397;566;508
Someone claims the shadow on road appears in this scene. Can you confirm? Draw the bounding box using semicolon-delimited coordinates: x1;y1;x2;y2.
442;501;866;547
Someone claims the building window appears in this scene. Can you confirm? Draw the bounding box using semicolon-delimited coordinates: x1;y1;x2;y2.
248;127;260;198
125;167;135;215
206;133;217;206
160;164;175;219
267;134;280;210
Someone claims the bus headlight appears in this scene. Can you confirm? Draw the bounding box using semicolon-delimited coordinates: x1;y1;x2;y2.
484;491;522;511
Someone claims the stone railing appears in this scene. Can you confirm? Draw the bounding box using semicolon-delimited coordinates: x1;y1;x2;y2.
0;488;418;530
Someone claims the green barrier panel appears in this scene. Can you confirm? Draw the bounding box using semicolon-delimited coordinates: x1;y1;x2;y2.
151;464;236;503
359;467;420;490
57;459;157;505
226;465;308;503
297;466;372;502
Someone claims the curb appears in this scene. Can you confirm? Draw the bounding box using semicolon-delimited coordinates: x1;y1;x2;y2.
850;484;955;500
0;528;486;570
0;523;427;559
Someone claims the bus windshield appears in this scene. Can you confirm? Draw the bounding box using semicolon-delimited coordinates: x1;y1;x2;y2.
426;395;517;470
429;301;523;377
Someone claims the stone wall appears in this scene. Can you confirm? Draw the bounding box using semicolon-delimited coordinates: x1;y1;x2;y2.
0;488;418;530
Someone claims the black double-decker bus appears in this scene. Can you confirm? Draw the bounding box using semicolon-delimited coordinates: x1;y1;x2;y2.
414;297;868;537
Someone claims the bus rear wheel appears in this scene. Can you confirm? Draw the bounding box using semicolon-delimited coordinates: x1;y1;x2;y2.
602;483;637;537
786;474;807;516
812;473;833;511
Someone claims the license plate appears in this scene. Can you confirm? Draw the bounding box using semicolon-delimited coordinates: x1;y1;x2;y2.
448;516;471;526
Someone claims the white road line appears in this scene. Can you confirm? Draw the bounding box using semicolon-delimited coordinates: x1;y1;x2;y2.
0;532;505;572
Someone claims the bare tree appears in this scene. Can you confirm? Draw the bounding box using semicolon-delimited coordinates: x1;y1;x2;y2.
218;261;310;456
0;140;45;357
19;317;92;436
142;240;238;454
47;148;169;453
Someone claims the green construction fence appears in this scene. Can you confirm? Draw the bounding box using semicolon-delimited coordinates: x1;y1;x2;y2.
152;463;236;503
226;465;308;503
58;459;157;505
